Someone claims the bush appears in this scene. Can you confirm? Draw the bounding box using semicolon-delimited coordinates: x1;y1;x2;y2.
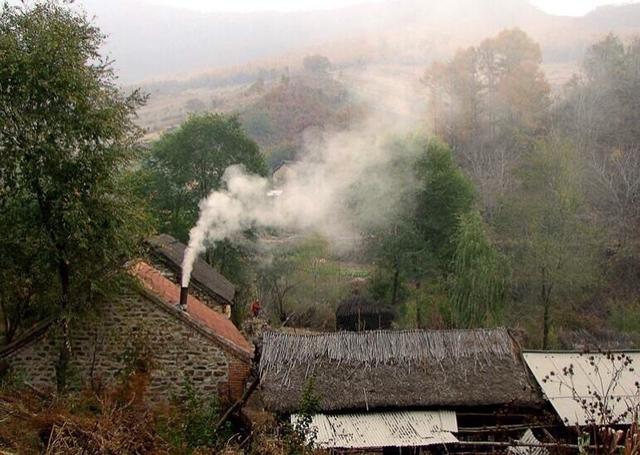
156;381;232;452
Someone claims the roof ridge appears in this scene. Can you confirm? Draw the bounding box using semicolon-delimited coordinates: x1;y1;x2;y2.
131;261;253;359
0;319;54;359
260;327;514;379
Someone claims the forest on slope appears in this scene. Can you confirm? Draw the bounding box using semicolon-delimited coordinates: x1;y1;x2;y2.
132;28;640;349
2;3;640;354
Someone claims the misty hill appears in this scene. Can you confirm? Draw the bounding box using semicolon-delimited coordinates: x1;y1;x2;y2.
83;0;640;84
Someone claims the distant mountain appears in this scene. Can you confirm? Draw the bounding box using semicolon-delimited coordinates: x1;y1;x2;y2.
79;0;640;84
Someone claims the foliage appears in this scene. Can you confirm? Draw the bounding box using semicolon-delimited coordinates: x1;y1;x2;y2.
414;138;476;268
293;377;320;449
239;73;359;161
0;372;240;454
495;138;600;348
0;373;167;454
557;34;640;252
395;283;449;330
141;112;266;242
156;381;230;452
365;136;475;310
256;235;360;329
425;28;550;214
139;112;266;295
303;55;332;74
0;1;151;386
448;211;509;328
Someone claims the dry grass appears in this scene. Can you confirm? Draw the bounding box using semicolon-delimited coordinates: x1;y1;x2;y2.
260;327;515;380
0;373;171;454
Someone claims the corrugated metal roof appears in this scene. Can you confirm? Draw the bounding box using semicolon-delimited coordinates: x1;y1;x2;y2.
508;429;549;455
291;410;458;449
524;352;640;426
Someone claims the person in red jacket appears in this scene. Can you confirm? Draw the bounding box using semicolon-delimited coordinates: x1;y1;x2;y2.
251;299;262;317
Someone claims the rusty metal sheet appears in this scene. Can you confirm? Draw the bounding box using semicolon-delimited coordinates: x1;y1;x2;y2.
523;352;640;426
291;410;458;449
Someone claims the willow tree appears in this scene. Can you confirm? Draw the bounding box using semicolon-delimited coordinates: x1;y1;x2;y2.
0;2;149;389
448;211;509;328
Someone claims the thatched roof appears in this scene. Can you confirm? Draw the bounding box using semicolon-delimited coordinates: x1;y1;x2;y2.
147;234;235;304
259;328;542;413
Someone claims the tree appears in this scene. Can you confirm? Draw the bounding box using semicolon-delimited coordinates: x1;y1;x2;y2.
140;113;266;284
448;211;509;328
256;250;297;324
303;55;332;74
495;139;599;348
0;2;150;388
364;137;475;307
0;193;57;344
556;35;640;251
425;29;550;216
414;139;475;270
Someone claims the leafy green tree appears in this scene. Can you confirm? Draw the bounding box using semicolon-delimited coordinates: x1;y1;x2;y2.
142;113;266;240
140;113;266;285
414;139;475;269
448;211;509;328
365;137;475;307
495;138;600;348
0;2;150;387
0;194;57;344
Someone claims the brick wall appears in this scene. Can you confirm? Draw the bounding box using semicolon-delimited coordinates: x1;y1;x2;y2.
227;358;252;401
4;290;250;403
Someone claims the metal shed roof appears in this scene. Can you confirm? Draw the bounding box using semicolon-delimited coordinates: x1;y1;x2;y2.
508;429;549;455
291;410;458;449
523;351;640;426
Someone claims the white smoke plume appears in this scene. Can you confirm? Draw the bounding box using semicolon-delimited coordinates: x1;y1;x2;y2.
182;66;427;287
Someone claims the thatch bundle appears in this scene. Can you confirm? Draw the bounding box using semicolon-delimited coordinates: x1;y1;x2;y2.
259;328;542;413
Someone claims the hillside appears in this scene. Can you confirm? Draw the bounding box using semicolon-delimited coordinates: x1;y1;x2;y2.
131;0;640;146
83;0;640;84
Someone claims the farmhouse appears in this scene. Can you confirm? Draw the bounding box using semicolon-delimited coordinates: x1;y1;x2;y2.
258;328;548;452
0;260;253;404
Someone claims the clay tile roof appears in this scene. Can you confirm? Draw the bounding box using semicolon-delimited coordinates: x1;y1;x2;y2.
131;261;253;358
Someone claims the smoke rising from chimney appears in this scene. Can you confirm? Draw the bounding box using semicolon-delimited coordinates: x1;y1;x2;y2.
181;67;426;287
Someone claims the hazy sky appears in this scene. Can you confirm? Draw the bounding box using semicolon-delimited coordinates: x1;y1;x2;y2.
149;0;638;16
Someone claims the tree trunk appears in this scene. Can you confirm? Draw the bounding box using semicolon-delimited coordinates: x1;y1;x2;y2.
541;266;553;350
542;295;550;350
391;258;400;307
56;259;71;392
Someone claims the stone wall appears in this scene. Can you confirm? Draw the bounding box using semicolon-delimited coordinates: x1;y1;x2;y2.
4;290;250;404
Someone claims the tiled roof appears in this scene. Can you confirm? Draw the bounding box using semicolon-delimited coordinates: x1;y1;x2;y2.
147;234;235;304
131;261;253;357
